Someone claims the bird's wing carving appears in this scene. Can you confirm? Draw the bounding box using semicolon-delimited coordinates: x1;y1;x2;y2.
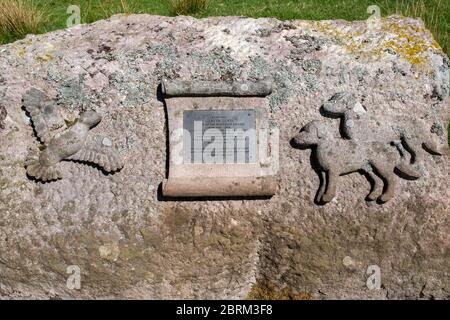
67;136;123;172
23;88;65;144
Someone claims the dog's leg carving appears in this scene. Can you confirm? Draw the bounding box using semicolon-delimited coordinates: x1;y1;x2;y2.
365;169;383;201
322;170;338;203
372;161;397;202
316;171;327;203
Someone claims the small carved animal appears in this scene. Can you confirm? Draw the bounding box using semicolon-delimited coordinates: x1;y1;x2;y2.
322;92;443;177
23;88;123;181
293;120;421;203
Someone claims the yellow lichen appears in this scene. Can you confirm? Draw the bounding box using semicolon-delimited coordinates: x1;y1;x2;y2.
312;17;443;67
64;118;78;127
18;47;26;57
378;21;442;65
35;54;53;62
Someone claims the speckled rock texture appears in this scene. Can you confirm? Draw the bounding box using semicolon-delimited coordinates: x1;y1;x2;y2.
0;14;449;299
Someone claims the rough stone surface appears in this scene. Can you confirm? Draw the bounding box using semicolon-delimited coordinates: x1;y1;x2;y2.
0;14;449;299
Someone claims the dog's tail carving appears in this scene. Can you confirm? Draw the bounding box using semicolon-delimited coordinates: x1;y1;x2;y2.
395;163;421;179
421;138;443;155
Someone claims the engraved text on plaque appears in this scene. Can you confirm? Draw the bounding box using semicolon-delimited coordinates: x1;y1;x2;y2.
183;110;256;164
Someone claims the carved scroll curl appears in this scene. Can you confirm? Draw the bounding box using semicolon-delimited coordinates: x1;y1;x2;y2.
161;79;273;97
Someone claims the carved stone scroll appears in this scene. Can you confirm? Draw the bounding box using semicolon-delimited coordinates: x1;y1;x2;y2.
162;79;278;198
161;79;273;97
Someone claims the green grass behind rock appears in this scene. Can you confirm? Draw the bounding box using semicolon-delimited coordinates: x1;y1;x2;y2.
0;0;448;54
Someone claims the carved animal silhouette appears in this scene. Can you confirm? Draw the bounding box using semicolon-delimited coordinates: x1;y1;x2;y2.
23;88;123;181
322;92;442;177
293;120;421;203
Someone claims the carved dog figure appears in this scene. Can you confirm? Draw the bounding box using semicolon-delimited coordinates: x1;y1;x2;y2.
322;92;442;177
293;120;420;203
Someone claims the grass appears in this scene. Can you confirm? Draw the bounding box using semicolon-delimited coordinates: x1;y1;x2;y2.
0;0;448;53
171;0;208;15
0;0;47;43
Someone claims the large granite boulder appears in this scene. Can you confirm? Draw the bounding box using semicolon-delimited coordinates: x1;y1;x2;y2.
0;14;448;299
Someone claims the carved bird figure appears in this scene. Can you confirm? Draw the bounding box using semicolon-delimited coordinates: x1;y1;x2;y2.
23;88;123;181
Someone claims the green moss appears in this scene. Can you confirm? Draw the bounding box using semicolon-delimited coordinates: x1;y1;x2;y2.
64;118;78;127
